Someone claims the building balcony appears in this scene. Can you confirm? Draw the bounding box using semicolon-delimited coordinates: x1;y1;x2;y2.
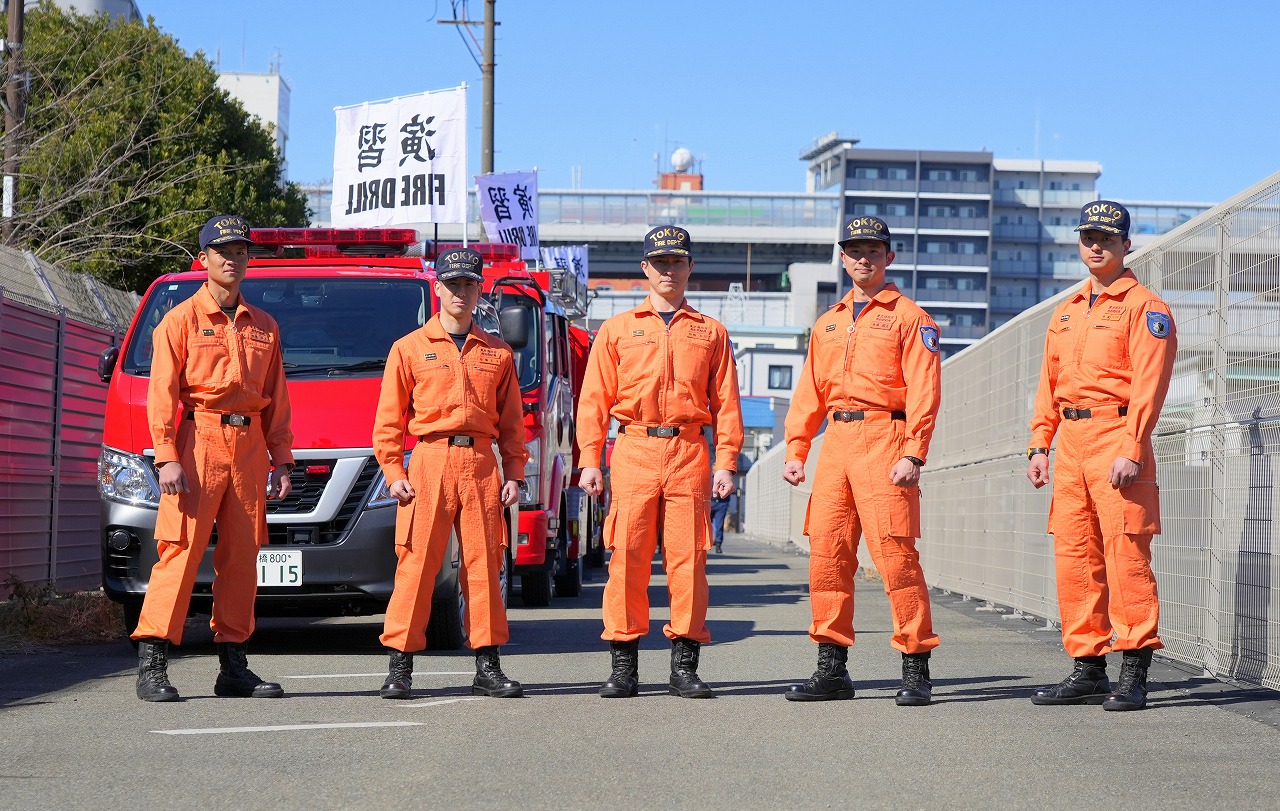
935;324;988;340
915;289;987;303
991;259;1038;275
919;180;990;195
846;177;915;193
589;291;797;327
992;223;1043;240
990;293;1039;311
992;188;1094;207
916;216;990;231
916;252;990;267
890;250;917;265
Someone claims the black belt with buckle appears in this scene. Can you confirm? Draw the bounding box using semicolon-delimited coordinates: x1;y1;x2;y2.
186;411;252;426
621;425;680;438
1061;406;1128;421
448;435;475;446
831;410;906;422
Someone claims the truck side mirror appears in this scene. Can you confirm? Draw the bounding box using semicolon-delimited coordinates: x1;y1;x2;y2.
500;306;531;350
97;346;119;383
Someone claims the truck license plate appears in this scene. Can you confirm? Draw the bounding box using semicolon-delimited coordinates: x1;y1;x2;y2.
257;550;302;586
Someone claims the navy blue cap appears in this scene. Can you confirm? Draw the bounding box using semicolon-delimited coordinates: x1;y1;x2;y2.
436;247;484;282
839;215;891;245
643;225;692;259
199;214;254;250
1075;200;1130;237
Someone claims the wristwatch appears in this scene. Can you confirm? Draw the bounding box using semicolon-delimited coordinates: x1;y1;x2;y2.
280;462;295;474
1027;448;1048;460
904;456;924;467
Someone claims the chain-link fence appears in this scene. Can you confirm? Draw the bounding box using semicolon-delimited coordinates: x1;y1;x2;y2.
745;170;1280;691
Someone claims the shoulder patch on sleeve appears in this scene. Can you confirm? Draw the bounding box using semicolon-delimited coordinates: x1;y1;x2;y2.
919;325;940;353
1146;311;1171;338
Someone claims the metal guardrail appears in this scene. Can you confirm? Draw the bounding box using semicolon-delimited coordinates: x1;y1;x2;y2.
745;170;1280;691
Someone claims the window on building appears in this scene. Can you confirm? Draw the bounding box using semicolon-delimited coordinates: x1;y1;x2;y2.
925;241;950;254
886;167;910;180
926;169;952;181
768;365;793;390
958;169;979;182
853;203;879;215
956;277;978;290
958;205;979;218
957;242;977;255
1072;183;1081;190
926;205;950;217
893;240;909;252
888;275;910;289
924;277;952;289
854;167;881;179
1048;181;1063;190
885;203;909;216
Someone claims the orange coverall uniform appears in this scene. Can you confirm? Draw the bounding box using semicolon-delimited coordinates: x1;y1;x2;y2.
785;284;941;654
374;316;527;654
133;283;295;645
1030;269;1176;657
577;299;744;644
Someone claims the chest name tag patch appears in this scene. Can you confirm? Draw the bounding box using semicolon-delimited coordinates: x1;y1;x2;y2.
1146;311;1171;338
920;326;941;353
825;324;837;332
1059;315;1070;322
870;314;895;330
202;329;215;336
424;353;437;360
631;329;645;337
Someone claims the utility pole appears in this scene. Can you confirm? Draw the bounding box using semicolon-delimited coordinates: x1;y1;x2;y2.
3;0;26;242
439;0;497;174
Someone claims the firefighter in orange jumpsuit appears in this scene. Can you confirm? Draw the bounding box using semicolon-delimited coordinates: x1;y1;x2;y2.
1027;201;1176;711
782;215;942;706
373;247;528;700
132;214;295;702
578;225;744;699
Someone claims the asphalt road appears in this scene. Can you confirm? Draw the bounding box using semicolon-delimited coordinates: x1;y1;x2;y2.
3;535;1279;811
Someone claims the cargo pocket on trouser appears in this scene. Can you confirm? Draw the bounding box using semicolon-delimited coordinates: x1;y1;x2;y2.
693;495;713;552
604;497;626;551
874;488;921;540
1121;481;1161;536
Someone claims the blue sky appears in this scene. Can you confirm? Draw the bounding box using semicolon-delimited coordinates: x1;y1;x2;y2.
147;0;1277;202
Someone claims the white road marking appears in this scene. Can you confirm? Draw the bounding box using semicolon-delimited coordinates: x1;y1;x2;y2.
286;672;473;679
401;697;485;708
154;721;423;736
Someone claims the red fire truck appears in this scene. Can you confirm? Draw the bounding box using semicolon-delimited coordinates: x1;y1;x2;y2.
95;228;521;649
467;251;603;604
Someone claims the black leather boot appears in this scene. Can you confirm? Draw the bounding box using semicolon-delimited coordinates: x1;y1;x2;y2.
896;651;933;706
784;642;856;701
472;646;523;697
1102;648;1153;711
1031;656;1110;705
669;637;713;698
214;642;284;698
380;648;413;699
136;638;180;702
599;640;639;698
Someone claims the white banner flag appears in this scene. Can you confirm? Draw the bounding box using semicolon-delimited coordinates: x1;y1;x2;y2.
540;244;589;288
331;85;468;227
476;170;539;261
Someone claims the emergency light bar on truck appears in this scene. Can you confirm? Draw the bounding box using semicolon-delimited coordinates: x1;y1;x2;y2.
248;227;420;258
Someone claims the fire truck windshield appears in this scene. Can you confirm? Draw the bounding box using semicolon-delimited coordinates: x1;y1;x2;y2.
122;277;435;378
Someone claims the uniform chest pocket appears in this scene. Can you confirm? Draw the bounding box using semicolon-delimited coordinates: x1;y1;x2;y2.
411;361;458;410
617;337;656;383
815;331;848;382
187;330;229;381
1082;323;1129;369
674;336;714;383
241;331;275;380
853;331;902;380
466;360;503;394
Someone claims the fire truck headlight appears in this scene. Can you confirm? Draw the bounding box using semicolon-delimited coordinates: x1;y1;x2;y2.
368;452;412;508
518;476;539;505
97;445;161;508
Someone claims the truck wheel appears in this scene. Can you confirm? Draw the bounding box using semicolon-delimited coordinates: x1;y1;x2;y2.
554;556;583;598
521;569;552;607
426;568;465;650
